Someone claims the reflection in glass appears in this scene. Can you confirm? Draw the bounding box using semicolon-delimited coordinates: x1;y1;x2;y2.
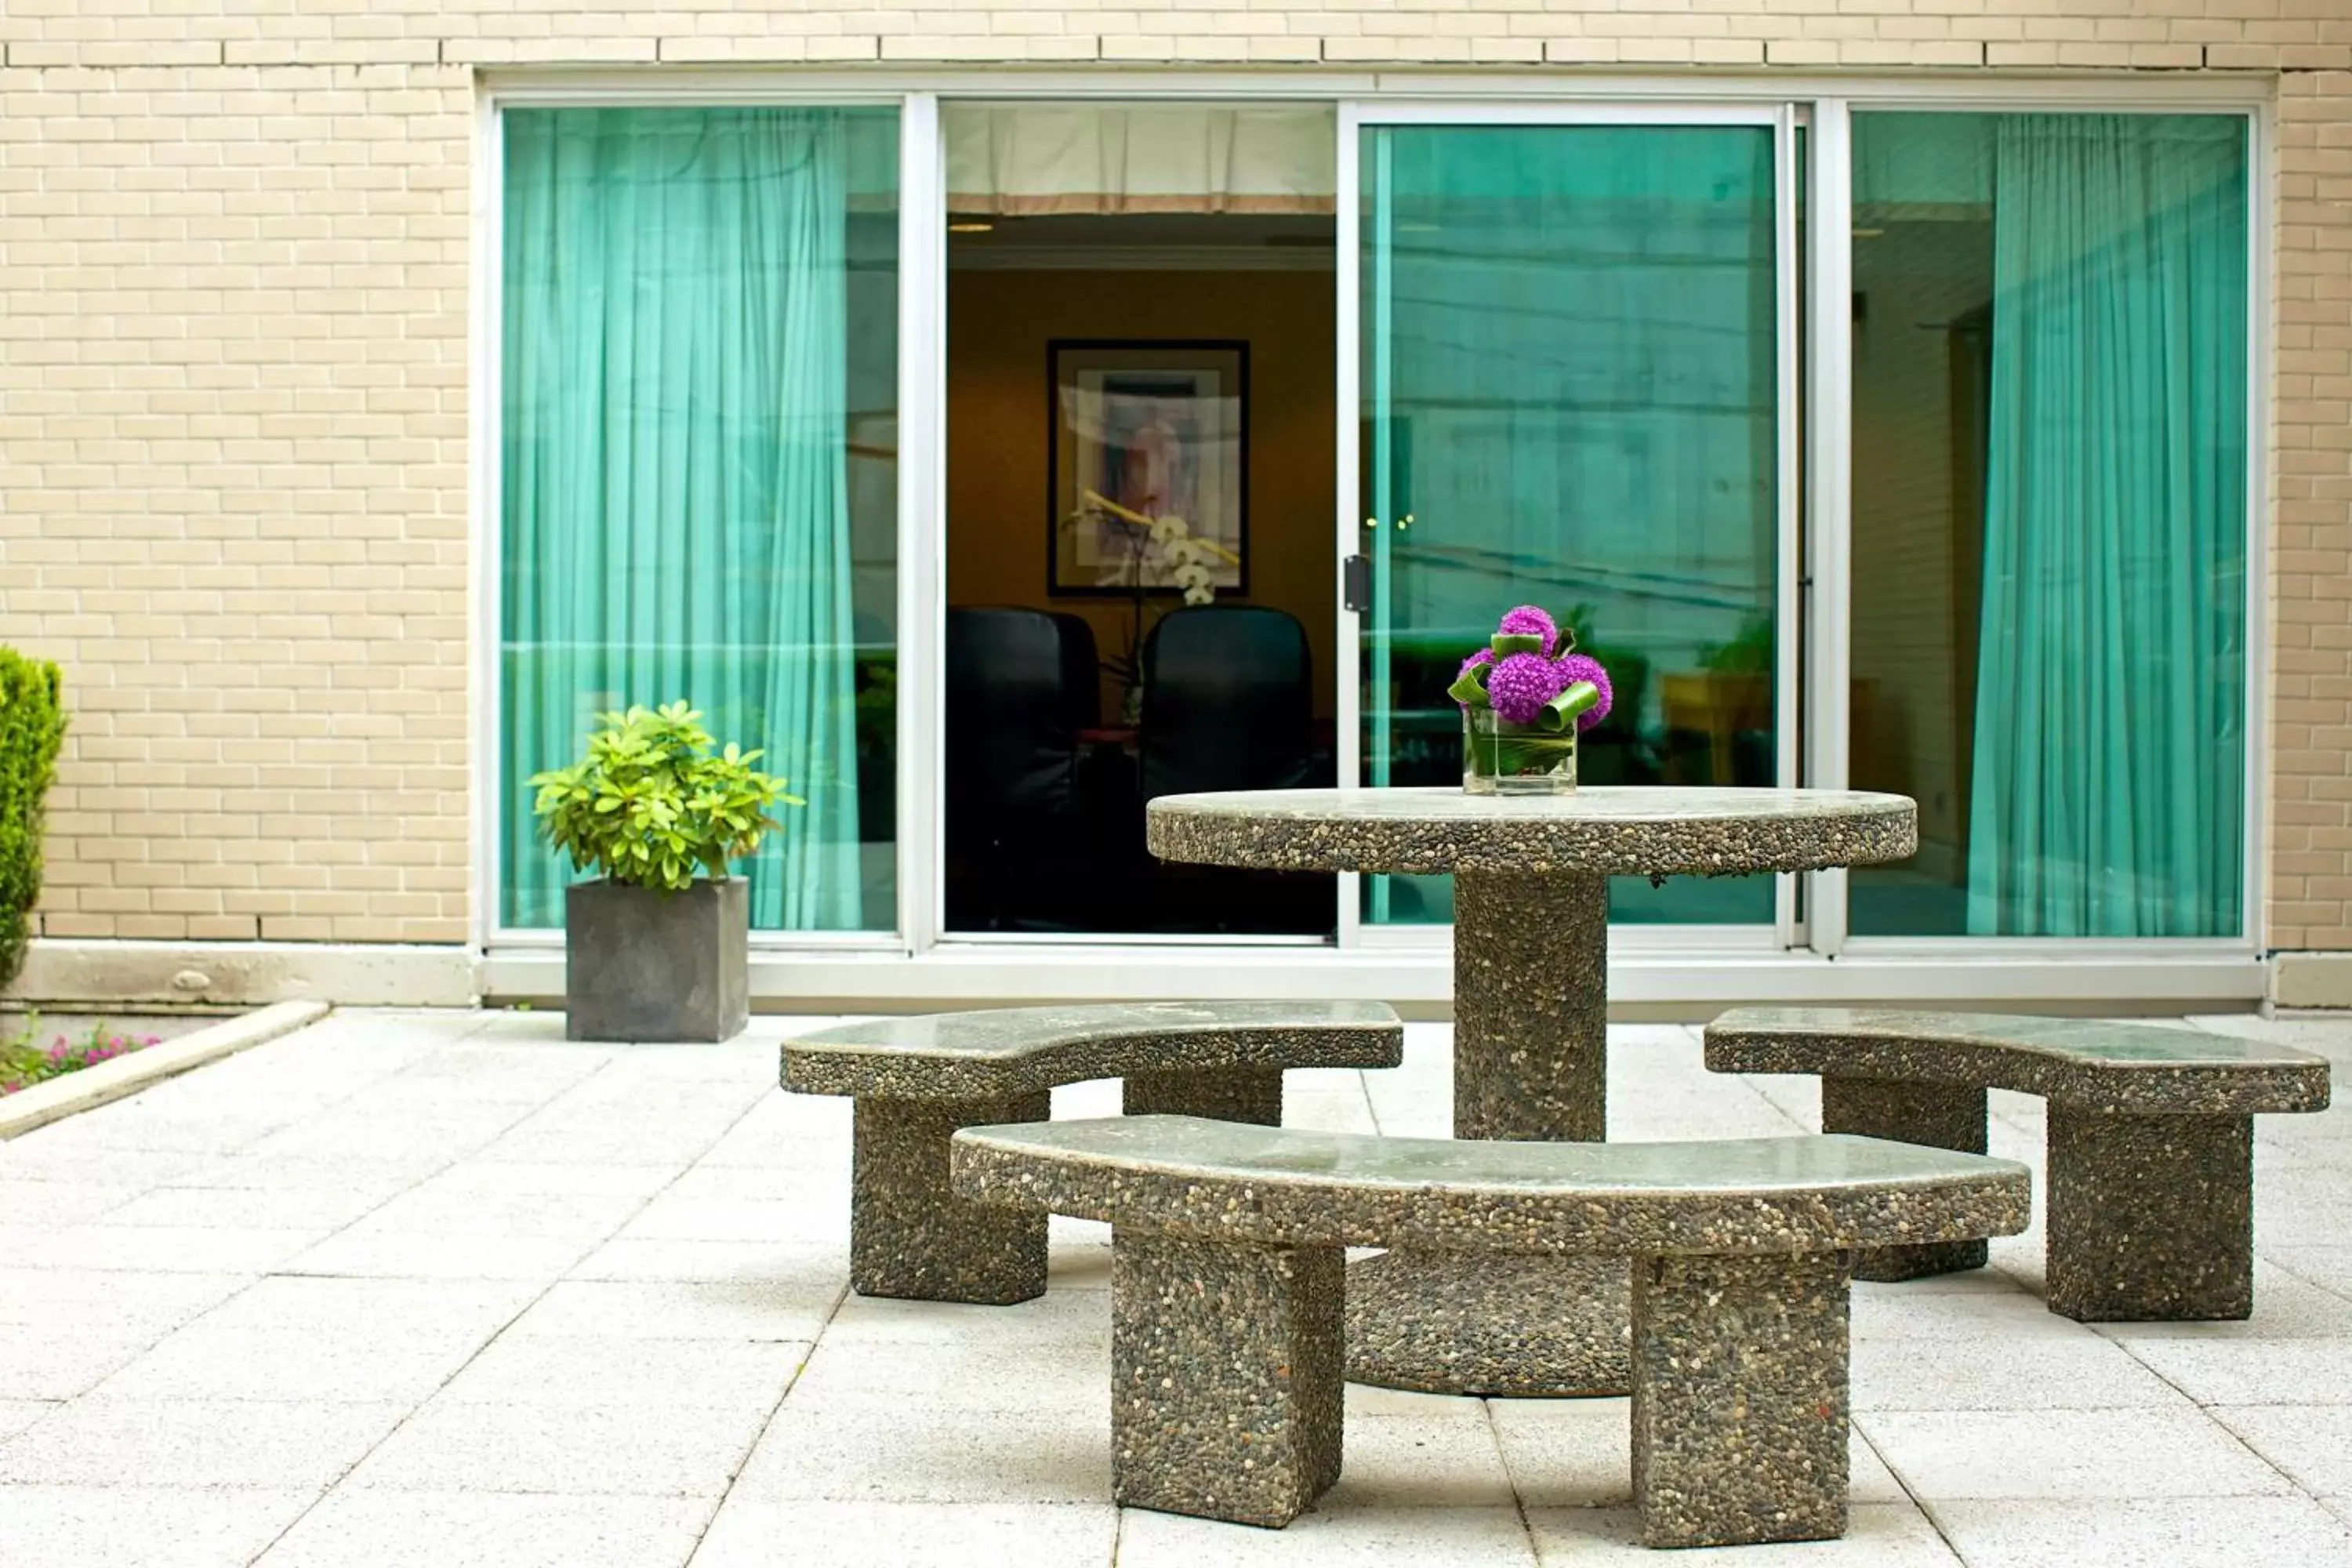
499;107;902;931
1849;113;2246;937
1358;125;1780;925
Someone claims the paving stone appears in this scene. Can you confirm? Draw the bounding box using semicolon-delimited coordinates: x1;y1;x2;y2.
1319;1414;1515;1509
687;1500;1117;1568
1850;1337;2182;1411
0;1146;208;1185
354;1184;652;1240
434;1335;804;1414
281;1230;594;1282
254;1489;712;1568
343;1399;771;1498
0;1400;57;1440
89;1325;485;1404
1857;1408;2298;1501
617;1195;851;1247
407;1160;688;1200
2267;1246;2352;1302
784;1338;1090;1412
0;1267;253;1330
568;1239;847;1288
732;1405;1109;1504
0;1399;406;1490
191;1276;541;1339
1526;1501;1960;1565
1849;1280;2092;1342
0;1484;318;1568
1926;1496;2352;1567
94;1185;394;1232
1117;1501;1538;1566
818;1285;1106;1350
2214;1406;2352;1497
506;1279;838;1342
0;1330;162;1400
161;1154;451;1192
0;1180;151;1226
0;1225;332;1273
2125;1339;2352;1405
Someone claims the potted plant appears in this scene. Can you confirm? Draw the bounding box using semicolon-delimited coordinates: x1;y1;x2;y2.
529;702;798;1042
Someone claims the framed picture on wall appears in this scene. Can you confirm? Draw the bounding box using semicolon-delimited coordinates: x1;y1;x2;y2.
1048;339;1248;597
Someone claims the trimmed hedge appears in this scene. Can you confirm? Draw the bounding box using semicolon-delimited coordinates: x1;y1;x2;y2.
0;651;67;989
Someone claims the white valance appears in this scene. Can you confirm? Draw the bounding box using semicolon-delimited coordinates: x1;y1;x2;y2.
945;104;1336;216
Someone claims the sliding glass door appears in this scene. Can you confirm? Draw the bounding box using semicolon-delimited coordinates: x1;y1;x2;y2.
1343;107;1796;932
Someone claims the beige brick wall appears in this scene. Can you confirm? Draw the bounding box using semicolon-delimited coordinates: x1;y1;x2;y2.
1;2;2347;954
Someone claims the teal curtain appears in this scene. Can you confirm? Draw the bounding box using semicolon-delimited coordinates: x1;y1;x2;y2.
501;107;873;931
1968;115;2246;935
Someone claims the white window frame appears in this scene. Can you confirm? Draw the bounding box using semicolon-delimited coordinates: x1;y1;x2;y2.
469;70;2272;1011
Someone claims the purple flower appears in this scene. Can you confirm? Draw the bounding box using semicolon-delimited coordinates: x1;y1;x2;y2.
1496;605;1558;655
1556;653;1613;732
1486;652;1561;724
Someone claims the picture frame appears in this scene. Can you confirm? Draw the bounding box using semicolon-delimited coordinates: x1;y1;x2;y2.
1047;339;1249;597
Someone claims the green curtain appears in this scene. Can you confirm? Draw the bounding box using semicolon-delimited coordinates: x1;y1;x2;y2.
501;107;866;931
1968;114;2246;936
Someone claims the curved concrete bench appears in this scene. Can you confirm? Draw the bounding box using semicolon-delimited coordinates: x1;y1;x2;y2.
952;1116;2029;1547
1704;1008;2332;1319
780;1001;1403;1305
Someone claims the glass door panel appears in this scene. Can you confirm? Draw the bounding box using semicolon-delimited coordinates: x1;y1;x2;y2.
1354;118;1785;927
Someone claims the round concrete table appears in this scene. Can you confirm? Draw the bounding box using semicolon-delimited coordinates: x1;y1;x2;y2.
1145;785;1918;1397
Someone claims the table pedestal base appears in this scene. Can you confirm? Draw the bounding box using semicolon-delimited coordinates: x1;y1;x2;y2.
1344;1250;1632;1397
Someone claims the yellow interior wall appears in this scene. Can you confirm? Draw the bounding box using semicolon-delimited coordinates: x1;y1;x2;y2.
946;267;1338;720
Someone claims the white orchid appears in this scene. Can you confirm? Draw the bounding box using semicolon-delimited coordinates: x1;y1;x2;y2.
1149;514;1190;546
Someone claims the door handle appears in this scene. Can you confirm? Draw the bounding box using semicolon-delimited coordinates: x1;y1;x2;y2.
1343;554;1372;613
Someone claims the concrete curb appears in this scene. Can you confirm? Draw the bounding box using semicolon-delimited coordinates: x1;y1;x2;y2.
0;999;332;1140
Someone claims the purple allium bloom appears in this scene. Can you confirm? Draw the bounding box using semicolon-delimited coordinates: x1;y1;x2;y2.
1496;605;1558;655
1556;652;1613;732
1485;652;1560;724
1452;647;1494;709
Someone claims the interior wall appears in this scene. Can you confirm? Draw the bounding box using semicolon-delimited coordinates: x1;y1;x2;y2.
946;267;1338;720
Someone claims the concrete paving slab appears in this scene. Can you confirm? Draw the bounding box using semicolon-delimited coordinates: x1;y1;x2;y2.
0;1484;318;1568
343;1399;771;1499
0;1398;406;1490
2213;1405;2352;1497
1119;1501;1537;1566
688;1500;1116;1568
1526;1501;1958;1565
253;1489;712;1568
1926;1496;2352;1567
1858;1407;2299;1501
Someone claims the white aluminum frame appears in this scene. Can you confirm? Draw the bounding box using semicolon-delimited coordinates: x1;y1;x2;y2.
1334;98;1804;955
467;68;2273;1011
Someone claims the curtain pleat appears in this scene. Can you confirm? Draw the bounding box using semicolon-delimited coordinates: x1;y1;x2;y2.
500;107;866;931
1967;114;2246;935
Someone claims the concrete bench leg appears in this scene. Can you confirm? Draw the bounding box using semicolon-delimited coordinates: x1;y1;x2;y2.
2046;1105;2253;1322
1632;1250;1851;1549
1820;1077;1991;1282
1110;1229;1344;1529
1122;1068;1283;1127
852;1093;1051;1305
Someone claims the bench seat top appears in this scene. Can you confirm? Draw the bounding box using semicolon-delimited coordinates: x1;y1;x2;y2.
950;1116;2030;1258
1705;1008;2331;1116
782;1000;1403;1100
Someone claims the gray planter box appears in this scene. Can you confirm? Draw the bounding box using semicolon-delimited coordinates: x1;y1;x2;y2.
564;877;750;1044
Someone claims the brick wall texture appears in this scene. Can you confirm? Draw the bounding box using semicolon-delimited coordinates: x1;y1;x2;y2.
0;3;2346;951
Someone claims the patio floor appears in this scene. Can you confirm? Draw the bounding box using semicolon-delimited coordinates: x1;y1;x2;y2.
1;1008;2349;1566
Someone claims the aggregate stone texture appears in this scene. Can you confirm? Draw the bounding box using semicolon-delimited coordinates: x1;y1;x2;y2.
1121;1067;1283;1127
852;1092;1051;1305
949;1119;2030;1263
2046;1105;2254;1322
1820;1077;1991;1282
1145;786;1915;1396
1145;786;1919;880
1707;1007;2330;1320
1110;1229;1343;1529
1344;1250;1633;1398
1632;1249;1851;1549
782;1000;1403;1101
1704;1007;2333;1115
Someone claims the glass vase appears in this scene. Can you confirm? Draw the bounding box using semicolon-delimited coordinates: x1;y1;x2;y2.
1462;706;1577;796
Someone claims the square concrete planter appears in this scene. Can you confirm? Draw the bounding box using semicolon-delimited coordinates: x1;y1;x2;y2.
564;877;750;1043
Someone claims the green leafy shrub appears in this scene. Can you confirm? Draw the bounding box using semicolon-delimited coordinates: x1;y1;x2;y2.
528;702;800;894
0;651;67;989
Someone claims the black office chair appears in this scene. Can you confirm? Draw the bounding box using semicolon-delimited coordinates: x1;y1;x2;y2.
1134;606;1333;935
943;607;1101;930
